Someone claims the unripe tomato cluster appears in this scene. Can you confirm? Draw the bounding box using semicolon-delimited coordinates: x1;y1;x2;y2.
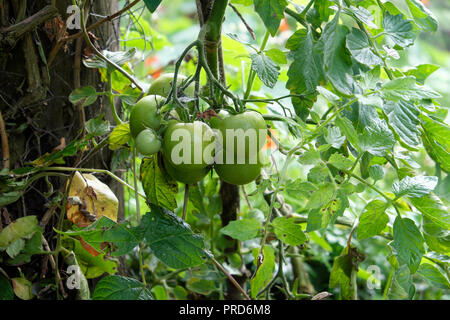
130;74;268;185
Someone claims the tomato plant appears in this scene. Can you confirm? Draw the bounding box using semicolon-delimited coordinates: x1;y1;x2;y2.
0;0;449;303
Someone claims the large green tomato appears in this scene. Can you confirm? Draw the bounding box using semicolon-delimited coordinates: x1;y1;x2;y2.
148;73;195;98
163;157;209;185
135;129;161;156
129;95;165;138
162;121;215;172
214;157;263;185
209;110;267;164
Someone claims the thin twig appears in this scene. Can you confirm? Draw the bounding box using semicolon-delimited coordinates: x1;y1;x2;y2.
182;184;189;220
228;3;255;40
211;257;251;300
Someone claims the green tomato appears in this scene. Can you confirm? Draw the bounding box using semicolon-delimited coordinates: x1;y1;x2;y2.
214;151;264;185
209;110;267;164
162;121;215;172
129;95;165;138
163;157;209;185
135;129;161;156
148;73;195;98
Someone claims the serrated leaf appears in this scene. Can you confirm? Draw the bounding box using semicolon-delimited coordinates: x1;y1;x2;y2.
335;116;360;151
421;117;450;173
417;263;450;289
250;53;280;88
357;200;389;240
286;28;321;94
383;100;420;148
92;275;153;300
322;12;356;96
109;123;130;150
393;64;439;85
393;175;438;199
359;119;395;157
384;0;438;32
139;206;207;269
86;114;110;137
0;216;40;249
317;86;339;104
56;216;140;256
140;155;178;211
382;13;416;48
346;6;378;29
220;219;261;241
254;0;288;36
346;28;383;66
69;86;100;107
409;194;450;230
251;245;275;298
272;217;306;246
392;217;425;273
369;164;384;181
329;246;365;300
328;153;353;170
381;76;441;102
388;265;415;299
264;48;287;64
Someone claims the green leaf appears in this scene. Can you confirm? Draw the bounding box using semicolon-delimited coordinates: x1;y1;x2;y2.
0;216;40;249
393;175;438;199
250;53;280;88
69;86;100;107
251;245;275;298
357;200;389;240
345;6;378;29
392;217;425;273
220;219;261;241
335;116;360;151
11;277;33;300
140;155;178;211
329;246;365;299
306;183;334;209
6;239;25;259
393;64;439;85
359;119;395;157
286;28;321;94
272;217;306;246
328;153;353;171
92;275;153;300
253;0;288;36
346;28;383;66
139;206;207;269
388;265;415;299
383;100;420;149
382;13;416;48
381;76;441;102
325;127;345;149
83;48;136;70
108;123;130;150
384;0;438;32
0;274;14;300
264;48;287;64
62;237;118;279
322;12;355;96
143;0;162;13
86;114;110;136
369;164;384;181
417;263;450;289
63;251;91;300
317;86;339;104
186;278;216;296
421;117;450;173
0;192;21;207
6;231;43;265
56;216;140;256
409;194;450;230
151;285;167;300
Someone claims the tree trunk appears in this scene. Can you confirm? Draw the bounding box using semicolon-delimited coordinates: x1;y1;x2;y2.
0;0;124;285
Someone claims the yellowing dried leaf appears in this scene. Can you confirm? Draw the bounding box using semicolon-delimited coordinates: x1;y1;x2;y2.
66;172;118;226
